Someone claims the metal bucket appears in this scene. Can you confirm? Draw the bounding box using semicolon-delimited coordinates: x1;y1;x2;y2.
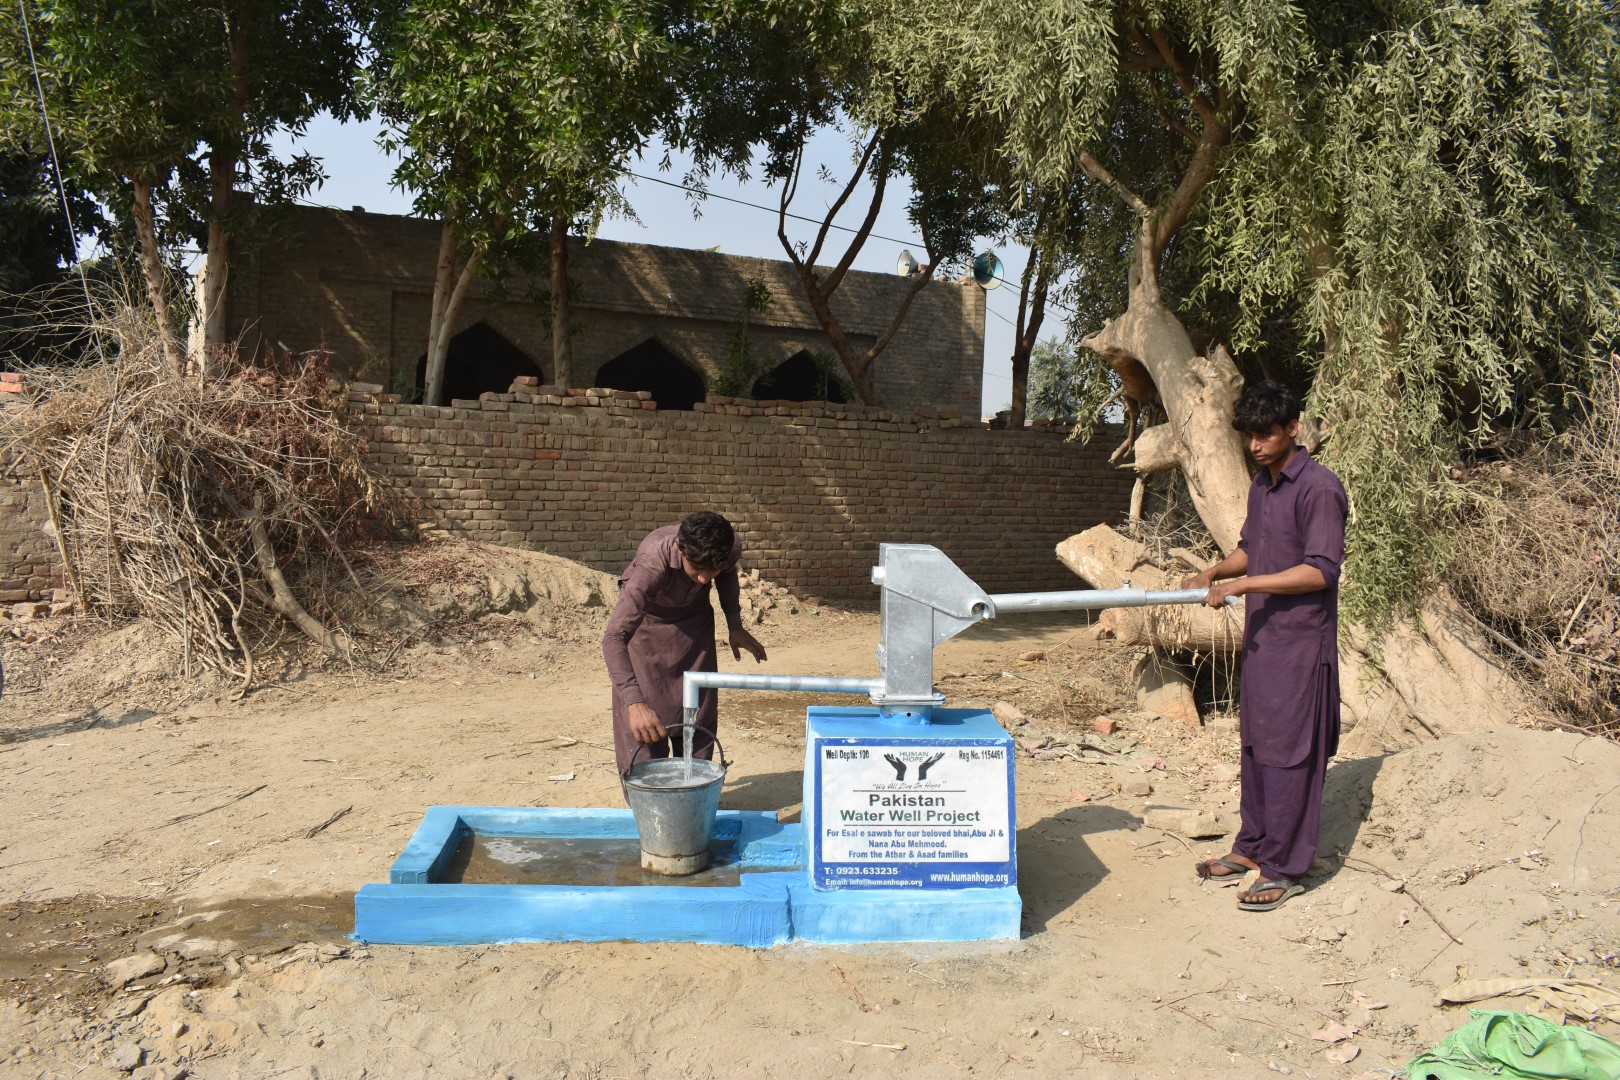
623;725;727;876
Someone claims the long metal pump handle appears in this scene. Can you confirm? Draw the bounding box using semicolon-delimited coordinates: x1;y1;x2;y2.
985;587;1233;615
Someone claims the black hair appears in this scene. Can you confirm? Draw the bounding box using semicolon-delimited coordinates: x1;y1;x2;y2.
677;511;735;570
1231;379;1302;434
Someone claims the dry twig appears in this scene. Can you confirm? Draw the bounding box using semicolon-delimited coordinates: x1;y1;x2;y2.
1331;851;1461;944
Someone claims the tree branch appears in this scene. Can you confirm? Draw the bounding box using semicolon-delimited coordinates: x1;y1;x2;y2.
822;137;888;295
810;127;884;279
1120;22;1160;73
776;111;810;272
862;262;936;379
130;175;182;376
424;215;458;404
1152;119;1230;253
437;246;485;361
243;495;341;656
1147;71;1199;144
1147;23;1216;124
1077;151;1151;215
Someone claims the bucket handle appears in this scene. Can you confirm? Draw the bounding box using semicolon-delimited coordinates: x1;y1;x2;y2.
622;723;729;779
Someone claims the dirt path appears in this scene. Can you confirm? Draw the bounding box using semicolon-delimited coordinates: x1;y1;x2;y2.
2;596;1617;1079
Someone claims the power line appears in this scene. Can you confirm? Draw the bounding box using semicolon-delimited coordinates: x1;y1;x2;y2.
17;0;99;323
628;170;926;250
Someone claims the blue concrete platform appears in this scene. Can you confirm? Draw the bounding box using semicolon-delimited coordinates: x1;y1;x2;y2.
353;806;1021;947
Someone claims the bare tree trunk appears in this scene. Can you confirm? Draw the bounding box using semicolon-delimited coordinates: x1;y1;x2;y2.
1053;52;1531;750
422;218;457;406
1066;118;1250;550
1084;300;1249;550
1058;525;1245;652
549;213;573;388
193;171;233;363
422;213;487;406
244;495;340;655
1008;244;1052;428
130;175;183;377
192;0;254;362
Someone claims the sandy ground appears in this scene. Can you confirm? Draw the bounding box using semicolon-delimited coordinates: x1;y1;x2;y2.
1;550;1618;1080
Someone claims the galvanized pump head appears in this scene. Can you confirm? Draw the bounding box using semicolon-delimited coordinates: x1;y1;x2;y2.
869;544;994;717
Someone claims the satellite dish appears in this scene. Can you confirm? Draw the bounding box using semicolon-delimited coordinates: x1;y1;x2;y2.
896;249;920;276
972;252;1004;290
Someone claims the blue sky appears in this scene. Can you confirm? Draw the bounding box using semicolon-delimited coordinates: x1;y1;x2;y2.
277;113;1049;417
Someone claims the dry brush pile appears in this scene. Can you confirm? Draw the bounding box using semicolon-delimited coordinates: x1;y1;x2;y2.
1;314;397;691
1445;358;1620;737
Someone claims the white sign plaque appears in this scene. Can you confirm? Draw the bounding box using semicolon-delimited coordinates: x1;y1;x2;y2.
812;740;1013;889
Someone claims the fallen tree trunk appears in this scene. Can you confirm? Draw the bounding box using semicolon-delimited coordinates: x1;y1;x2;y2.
1056;526;1244;653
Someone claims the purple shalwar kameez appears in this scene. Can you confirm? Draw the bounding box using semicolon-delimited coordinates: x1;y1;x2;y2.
1233;448;1348;883
602;525;743;778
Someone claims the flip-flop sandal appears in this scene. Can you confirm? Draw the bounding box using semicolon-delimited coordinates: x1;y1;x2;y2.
1237;878;1304;912
1196;856;1251;886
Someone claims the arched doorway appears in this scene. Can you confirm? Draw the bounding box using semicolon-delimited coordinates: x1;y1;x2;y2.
414;322;543;403
751;349;849;403
594;339;707;411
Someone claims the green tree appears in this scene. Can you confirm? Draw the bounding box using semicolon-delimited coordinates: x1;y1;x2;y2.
0;148;94;297
371;0;681;403
0;146;105;367
1;1;376;371
1027;338;1115;425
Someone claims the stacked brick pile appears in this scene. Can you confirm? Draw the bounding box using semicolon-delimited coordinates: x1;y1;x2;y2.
0;371;25;404
478;377;657;414
695;396;979;429
342;381;405;404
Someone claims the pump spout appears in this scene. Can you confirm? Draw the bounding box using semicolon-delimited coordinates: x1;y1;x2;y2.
682;671;882;713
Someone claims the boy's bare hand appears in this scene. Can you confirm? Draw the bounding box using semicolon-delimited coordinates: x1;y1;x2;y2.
628;702;666;744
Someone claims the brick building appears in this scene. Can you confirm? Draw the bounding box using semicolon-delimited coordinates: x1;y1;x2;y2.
225;207;986;415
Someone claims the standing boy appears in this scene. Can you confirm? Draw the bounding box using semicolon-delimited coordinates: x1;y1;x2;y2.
1182;381;1348;912
602;511;767;786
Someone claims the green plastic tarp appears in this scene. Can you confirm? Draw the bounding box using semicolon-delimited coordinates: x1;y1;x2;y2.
1407;1010;1620;1080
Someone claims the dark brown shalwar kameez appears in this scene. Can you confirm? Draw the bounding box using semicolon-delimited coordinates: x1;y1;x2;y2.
1234;448;1348;883
602;525;743;777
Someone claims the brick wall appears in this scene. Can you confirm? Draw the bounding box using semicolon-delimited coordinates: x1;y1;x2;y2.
0;378;1137;609
355;387;1135;602
228;207;987;416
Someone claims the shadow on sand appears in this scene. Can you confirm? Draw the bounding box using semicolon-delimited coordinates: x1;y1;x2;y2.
1016;804;1142;935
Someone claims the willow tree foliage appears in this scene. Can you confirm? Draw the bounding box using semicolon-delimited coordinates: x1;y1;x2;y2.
865;0;1620;626
371;0;682;401
1201;0;1620;622
0;1;375;369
